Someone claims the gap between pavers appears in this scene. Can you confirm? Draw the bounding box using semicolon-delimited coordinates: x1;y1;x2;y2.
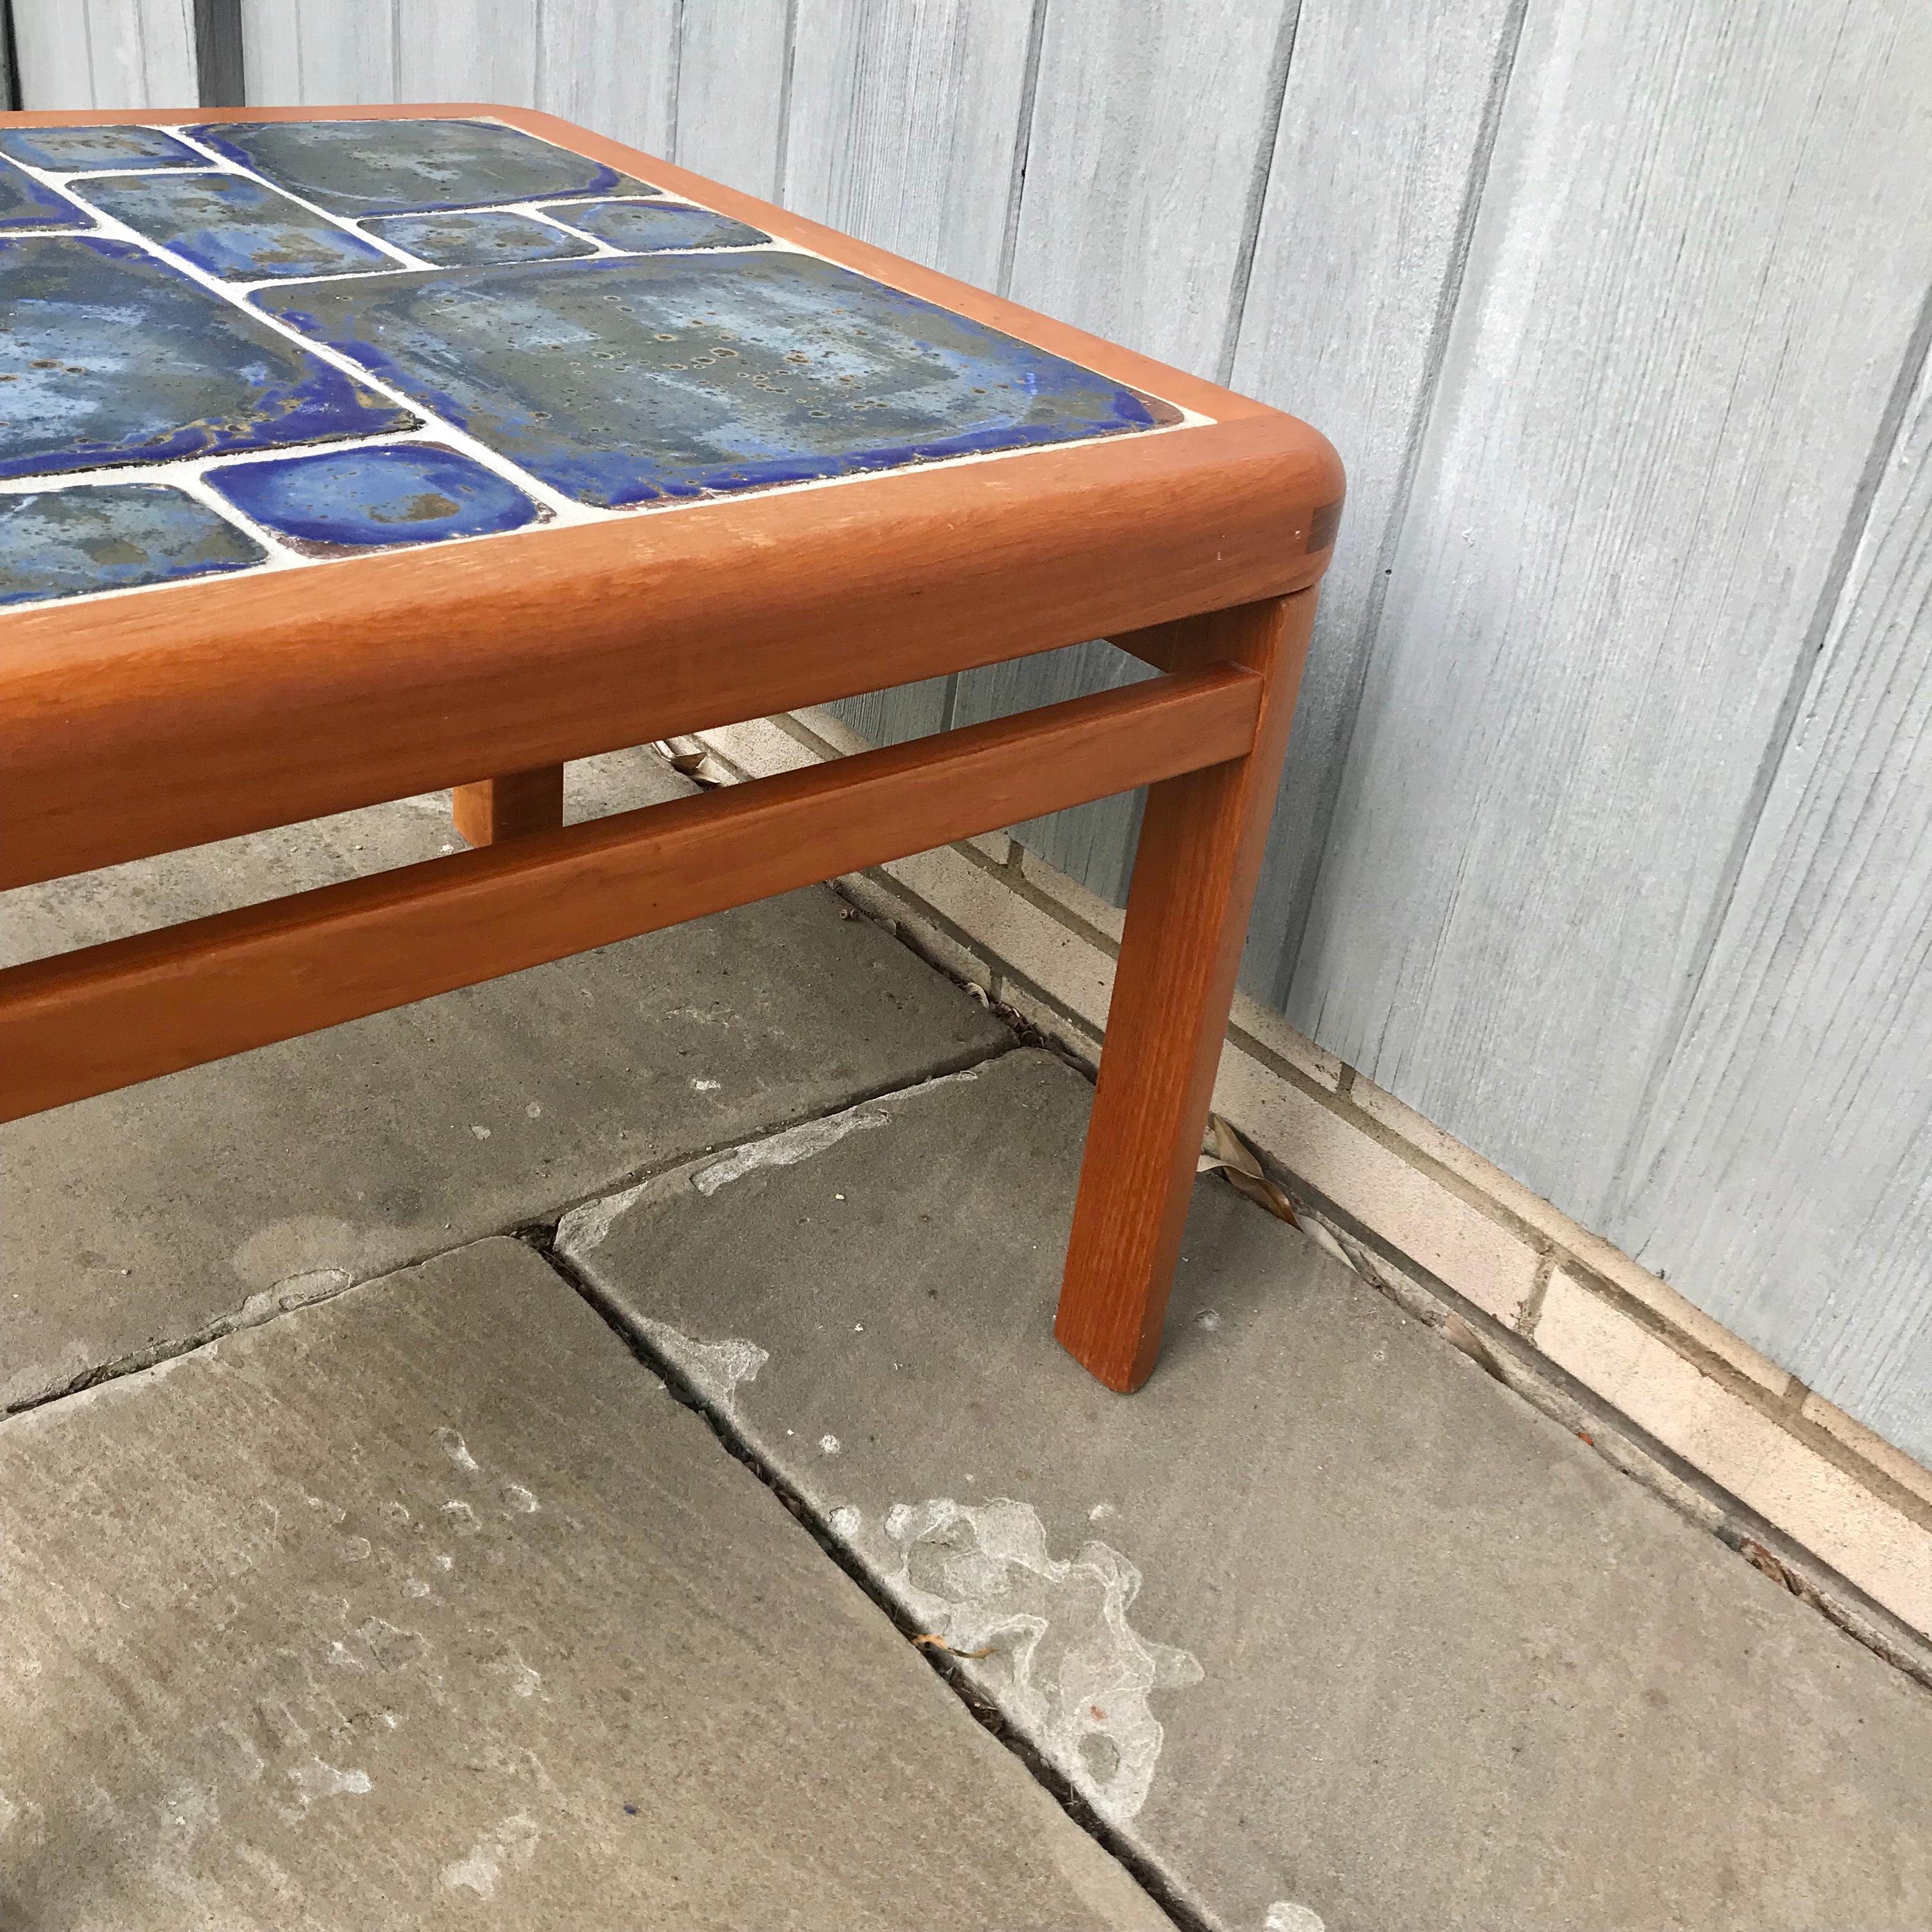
0;1234;1176;1931
556;1047;1932;1932
0;748;1008;1414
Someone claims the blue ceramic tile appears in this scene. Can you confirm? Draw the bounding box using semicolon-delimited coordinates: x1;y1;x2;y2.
0;157;88;231
82;171;396;281
255;250;1156;510
190;119;659;217
362;208;595;267
558;200;769;254
0;234;415;482
207;443;542;553
0;484;264;606
0;125;207;172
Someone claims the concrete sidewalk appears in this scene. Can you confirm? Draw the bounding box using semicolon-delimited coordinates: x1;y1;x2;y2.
6;770;1931;1931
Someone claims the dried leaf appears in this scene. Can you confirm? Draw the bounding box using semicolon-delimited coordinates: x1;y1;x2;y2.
1197;1116;1300;1227
913;1632;998;1660
1738;1538;1827;1611
1441;1312;1506;1383
652;736;732;788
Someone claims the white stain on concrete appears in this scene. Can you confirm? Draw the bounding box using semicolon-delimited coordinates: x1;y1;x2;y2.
691;1077;721;1092
438;1427;481;1472
493;1649;542;1699
553;1178;652;1257
1264;1905;1326;1931
882;1497;1202;1827
819;1434;841;1455
442;1501;481;1535
440;1813;540;1897
284;1758;371;1812
632;1317;769;1417
828;1505;862;1540
555;1068;988;1256
692;1108;887;1197
502;1482;540;1513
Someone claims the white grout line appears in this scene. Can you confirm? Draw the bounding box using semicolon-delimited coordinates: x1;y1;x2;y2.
1;115;1211;614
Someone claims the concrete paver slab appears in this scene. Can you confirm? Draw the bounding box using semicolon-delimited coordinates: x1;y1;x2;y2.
561;1048;1932;1932
0;1234;1171;1930
1;751;1007;1410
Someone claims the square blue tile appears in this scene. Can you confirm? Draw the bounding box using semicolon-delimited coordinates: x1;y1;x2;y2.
82;171;397;281
0;157;89;231
362;209;596;268
253;250;1157;510
190;119;659;217
0;125;208;172
206;443;542;554
0;234;415;482
0;484;264;606
558;201;770;254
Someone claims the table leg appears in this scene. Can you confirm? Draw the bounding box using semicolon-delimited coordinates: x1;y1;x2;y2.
452;765;565;848
1054;588;1318;1392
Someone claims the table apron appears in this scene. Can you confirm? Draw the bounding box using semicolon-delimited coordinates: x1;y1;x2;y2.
0;661;1262;1123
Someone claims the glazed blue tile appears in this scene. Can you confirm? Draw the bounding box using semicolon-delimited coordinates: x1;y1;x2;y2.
207;443;542;553
362;208;595;267
254;251;1156;510
190;119;659;217
0;157;88;231
0;234;415;482
558;200;769;254
0;484;264;606
0;125;207;172
82;171;395;281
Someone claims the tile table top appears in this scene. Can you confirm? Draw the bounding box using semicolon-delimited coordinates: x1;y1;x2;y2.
0;114;1179;613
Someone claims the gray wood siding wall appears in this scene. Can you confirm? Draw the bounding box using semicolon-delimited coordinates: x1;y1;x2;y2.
13;0;1932;1466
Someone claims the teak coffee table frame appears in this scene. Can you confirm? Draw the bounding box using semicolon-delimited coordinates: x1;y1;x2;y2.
0;103;1342;1395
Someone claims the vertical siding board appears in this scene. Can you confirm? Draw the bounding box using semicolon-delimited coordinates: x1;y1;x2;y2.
1225;0;1524;1002
786;0;1034;286
672;0;793;197
1000;0;1292;378
1612;341;1932;1464
14;0;198;107
534;0;680;155
394;0;540;105
240;0;399;105
950;0;1295;891
1289;0;1932;1222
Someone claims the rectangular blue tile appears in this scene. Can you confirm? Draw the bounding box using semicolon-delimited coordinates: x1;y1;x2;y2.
362;209;595;268
0;484;264;606
0;234;415;482
253;251;1158;510
81;171;399;282
557;201;770;254
0;158;89;231
0;126;208;172
206;443;542;555
190;119;660;217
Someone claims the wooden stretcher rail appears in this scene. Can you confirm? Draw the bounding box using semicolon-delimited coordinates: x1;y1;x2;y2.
0;663;1262;1123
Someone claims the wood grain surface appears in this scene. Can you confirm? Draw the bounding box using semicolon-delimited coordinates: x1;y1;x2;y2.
1055;591;1315;1390
1;664;1262;1121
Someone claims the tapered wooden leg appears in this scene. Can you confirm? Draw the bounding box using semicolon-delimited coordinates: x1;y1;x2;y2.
451;764;565;847
1055;588;1318;1392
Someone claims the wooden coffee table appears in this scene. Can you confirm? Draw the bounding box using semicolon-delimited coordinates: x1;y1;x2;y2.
0;104;1340;1393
